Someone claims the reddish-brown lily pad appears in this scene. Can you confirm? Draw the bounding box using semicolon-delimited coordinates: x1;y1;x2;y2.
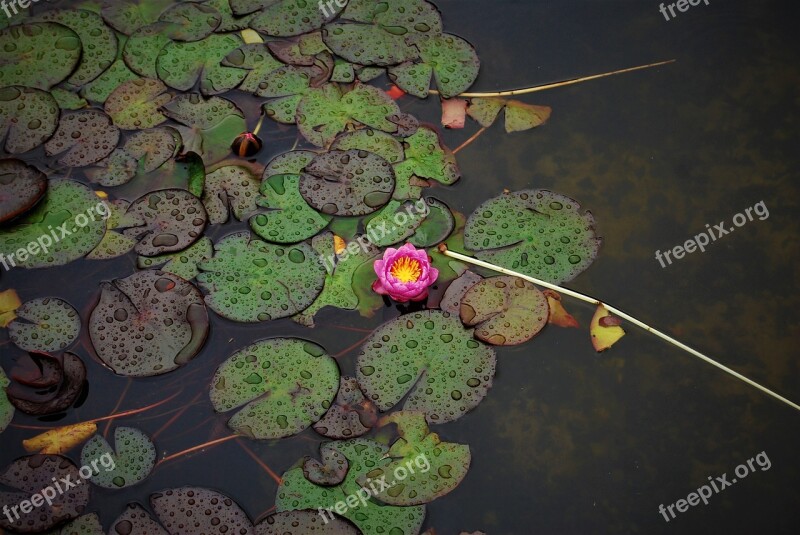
7;352;86;416
44;109;120;167
0;87;60;155
313;376;378;439
150;487;254;534
0;159;46;224
121;189;208;256
255;510;360;535
108;503;169;535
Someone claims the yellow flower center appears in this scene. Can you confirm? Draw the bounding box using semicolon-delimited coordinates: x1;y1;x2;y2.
390;256;422;283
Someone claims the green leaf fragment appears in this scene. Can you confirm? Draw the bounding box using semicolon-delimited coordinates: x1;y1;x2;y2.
105;78;172;130
124;23;173;79
80;427;156;489
249;0;344;37
137;237;213;281
365;199;428;246
8;297;81;353
50;88;87;111
331;128;404;164
407;197;455;247
393;126;459;199
0;367;13;435
158;2;221;42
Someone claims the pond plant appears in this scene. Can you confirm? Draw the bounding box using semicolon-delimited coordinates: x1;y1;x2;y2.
0;0;794;534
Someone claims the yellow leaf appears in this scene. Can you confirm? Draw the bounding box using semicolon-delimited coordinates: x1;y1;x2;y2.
543;290;579;328
0;290;21;327
590;304;625;352
333;235;346;255
241;29;263;44
23;422;98;455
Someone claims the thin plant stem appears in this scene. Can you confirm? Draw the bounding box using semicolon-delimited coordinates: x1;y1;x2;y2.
157;434;239;466
432;59;676;99
438;245;800;412
103;378;132;437
235;439;283;485
453;127;488;155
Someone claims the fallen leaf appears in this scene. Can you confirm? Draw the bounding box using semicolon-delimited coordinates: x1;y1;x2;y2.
441;98;468;129
23;422;98;454
543;289;579;328
386;85;405;99
0;289;22;327
590;304;625;352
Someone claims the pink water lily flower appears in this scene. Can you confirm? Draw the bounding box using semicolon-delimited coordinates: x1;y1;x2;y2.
372;243;439;303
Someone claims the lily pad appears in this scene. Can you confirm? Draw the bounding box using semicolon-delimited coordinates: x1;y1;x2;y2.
109;503;169;535
202;165;260;225
8;297;80;353
80;426;156;489
223;43;285;95
365;199;430;246
256;510;360;535
389;34;480;98
210;338;339;439
7;352;86;416
0;455;90;533
296;83;400;147
137;236;213;281
206;0;256;32
124;23;173;79
0;159;47;224
313;376;378;439
300;149;396;216
86;200;140;259
86;126;182;187
251;174;331;244
151;487;254;534
357;310;496;423
45;109;120;167
102;0;174;35
50;87;88;111
249;0;344;37
0;23;81;90
89;270;210;377
0;179;106;269
157;33;247;95
459;276;549;345
264;150;318;177
122;189;208;256
33;9;118;89
0;367;12;434
276;438;426;535
158;2;221;41
105;78;172;130
322;23;418;67
161;93;247;164
303;442;349;486
467;98;552;133
0;86;60;154
393;126;459;200
331;128;405;164
197;231;326;322
408;197;455;247
343;0;444;36
60;514;104;535
440;270;482;316
464;190;602;284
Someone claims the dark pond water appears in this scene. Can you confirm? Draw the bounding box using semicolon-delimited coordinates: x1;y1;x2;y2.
1;0;798;534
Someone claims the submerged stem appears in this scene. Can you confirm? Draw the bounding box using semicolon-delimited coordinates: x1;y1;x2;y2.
438;245;800;412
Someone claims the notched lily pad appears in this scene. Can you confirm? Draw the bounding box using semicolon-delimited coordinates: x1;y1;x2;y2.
440;270;482;316
89;270;209;377
390;33;480;98
0;159;46;224
8;297;80;353
7;352;86;416
303;442;349;486
393;126;459;199
86;126;181;187
313;376;378;439
137;236;213;281
202;165;260;225
124;23;174;79
157;34;247;96
80;426;156;489
331;128;405;164
467;98;551;133
45;109;120;167
151;487;254;534
210;338;339;439
251;173;331;244
408;197;455;247
105;78;172;130
0;87;60;154
122;189;208;256
0;23;81;90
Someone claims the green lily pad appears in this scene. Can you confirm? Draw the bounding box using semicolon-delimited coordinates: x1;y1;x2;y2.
223;43;285;95
121;189;207;256
86;126;182;187
0;86;60;154
365;199;427;246
50;87;88;110
343;0;443;36
197;231;326;322
210;338;340;439
102;0;174;35
80;426;156;489
256;510;360;534
407;197;455;247
86;200;139;259
124;23;173;79
359;411;470;506
322;22;418;67
0;180;106;269
293;232;380;327
300;149;396;216
0;367;13;434
249;0;344;37
467;98;552;133
331;128;405;164
137;236;213;281
464;189;602;284
202;165;261;225
89;270;209;377
109;504;168;535
331;59;356;83
60;514;104;535
255;64;324;99
206;0;256;31
151;487;253;533
313;375;378;439
357;310;496;423
0;158;47;224
0;23;81;90
158;2;221;41
460;275;549;346
264;94;304;124
389;33;480;98
33;9;118;89
250;173;331;244
393;126;459;200
157;33;247;95
8;297;80;353
161;93;247;164
45;109;120;167
105;78;172;130
264;150;318;176
276;438;426;535
296;83;400;146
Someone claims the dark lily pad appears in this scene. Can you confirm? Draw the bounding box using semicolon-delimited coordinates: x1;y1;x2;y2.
440;270;482;316
210;338;339;439
0;86;60;154
255;510;360;535
296;83;400;146
89;270;209;377
0;179;106;269
0;455;90;533
0;159;46;224
393;126;459;200
331;128;405;164
86;126;182;187
343;0;444;36
109;503;169;535
45;109;120;167
389;34;480;98
137;237;213;281
33;9;118;89
464;189;602;284
303;442;349;486
86;200;140;260
80;426;156;489
357;310;496;423
8;297;80;353
122;189;208;256
359;411;470;506
59;513;104;535
250;174;331;244
0;23;81;90
50;87;88;111
313;376;378;439
197;231;326;322
249;0;344;37
275;438;426;535
206;0;256;32
7;352;86;415
408;197;455;247
105;78;172;130
300;149;396;216
202;165;260;225
157;34;247;95
102;0;174;35
124;23;173;79
158;2;221;41
151;487;254;534
0;367;13;434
